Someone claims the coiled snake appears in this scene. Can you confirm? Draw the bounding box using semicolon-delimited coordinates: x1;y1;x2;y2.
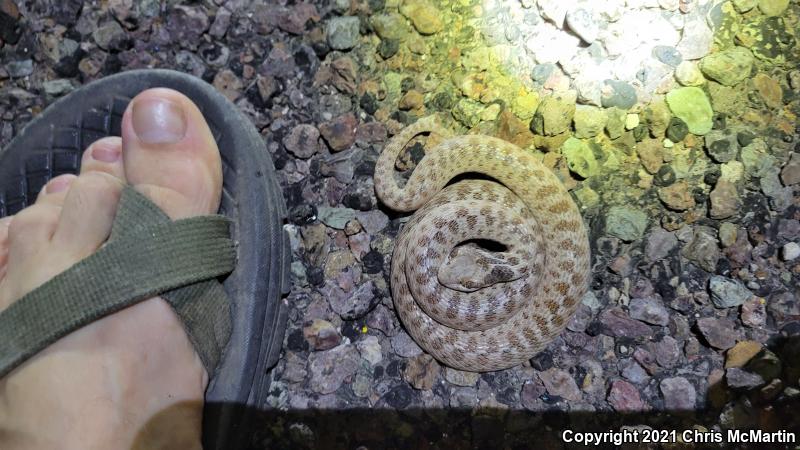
374;115;590;372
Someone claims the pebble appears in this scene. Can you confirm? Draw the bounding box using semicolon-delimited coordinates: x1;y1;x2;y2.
565;8;599;44
645;228;678;262
403;354;440;390
651;335;681;368
319;113;358;151
444;367;480;387
390;331;423;358
758;0;789;16
167;5;209;50
356;335;383;365
572;105;607;139
699;47;754;87
704;130;739;163
629;296;670;326
620;359;650;383
752;73;783;109
732;0;758;13
741;297;767;328
726;368;765;389
303;319;342;351
660;377;697;410
329;280;378;320
399;0;443;35
709;276;753;308
283;124;321;159
725;341;763;368
658;181;695;211
681;226;720;273
327;16;361;50
92;20;127;51
42;79;74;96
561;137;599;178
607;380;648;412
674;61;705;87
599;307;653;338
782;242;800;261
317;206;357;229
781;154;800;186
697;317;737;350
600;80;637;109
665;87;713;135
709;180;741;220
538;368;582;402
308;344;360;394
637;139;664;174
652;46;682;67
605;206;648;242
532;91;577;136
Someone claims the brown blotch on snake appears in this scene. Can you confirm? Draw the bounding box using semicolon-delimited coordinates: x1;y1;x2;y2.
375;115;590;372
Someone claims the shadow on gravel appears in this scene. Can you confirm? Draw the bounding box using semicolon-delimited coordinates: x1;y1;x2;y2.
196;335;800;450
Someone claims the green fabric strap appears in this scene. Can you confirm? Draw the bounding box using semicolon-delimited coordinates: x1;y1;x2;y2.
0;187;235;378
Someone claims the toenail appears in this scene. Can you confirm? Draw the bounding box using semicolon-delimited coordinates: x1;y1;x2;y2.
91;142;121;162
45;175;76;194
132;97;187;145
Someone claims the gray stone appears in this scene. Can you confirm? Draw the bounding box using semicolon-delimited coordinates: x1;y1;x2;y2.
652;46;682;67
605;206;648;242
710;180;741;220
391;331;423;358
704;130;738;163
92;20;126;50
660;377;696;410
356;335;383;365
676;19;713;61
329;280;378;320
601;80;637;109
6;59;33;77
620;358;650;383
43;79;75;96
538;368;582;401
327;16;361;50
629;296;670;326
308;344;360;394
444;367;480;387
317;206;357;229
709;276;753;308
645;228;678;262
782;242;800;261
726;368;765;389
681;226;720;272
599;307;652;338
651;335;681;368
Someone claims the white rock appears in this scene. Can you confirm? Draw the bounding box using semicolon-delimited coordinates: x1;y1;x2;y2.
626;113;640;130
675;61;706;86
783;242;800;261
538;0;578;28
676;16;713;60
566;8;600;43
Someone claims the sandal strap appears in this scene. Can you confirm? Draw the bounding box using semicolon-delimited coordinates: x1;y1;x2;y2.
0;186;235;378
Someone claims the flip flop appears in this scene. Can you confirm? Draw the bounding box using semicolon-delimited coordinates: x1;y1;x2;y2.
0;69;291;449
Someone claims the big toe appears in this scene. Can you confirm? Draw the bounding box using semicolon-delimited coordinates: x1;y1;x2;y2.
121;88;222;219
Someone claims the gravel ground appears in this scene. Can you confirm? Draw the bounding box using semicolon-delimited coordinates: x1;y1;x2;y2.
1;0;800;449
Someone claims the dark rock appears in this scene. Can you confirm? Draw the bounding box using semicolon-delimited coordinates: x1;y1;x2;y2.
283;124;321;159
319;113;358;151
0;0;21;44
303;319;342;351
726;368;765;389
329;280;378;320
601;80;637;109
666;117;689;142
383;384;414;408
403;354;440;390
308;344;360;394
378;38;399;59
167;5;210;51
654;165;677;187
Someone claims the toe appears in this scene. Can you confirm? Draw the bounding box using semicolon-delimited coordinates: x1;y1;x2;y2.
7;203;62;262
51;171;124;259
0;217;11;280
121;88;222;219
35;174;77;205
81;137;126;181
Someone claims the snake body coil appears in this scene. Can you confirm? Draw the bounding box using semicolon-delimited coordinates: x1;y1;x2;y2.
375;116;590;372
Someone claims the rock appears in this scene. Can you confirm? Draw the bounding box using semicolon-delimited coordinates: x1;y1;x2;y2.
608;380;647;412
629;296;670;326
719;223;737;247
327;16;361;50
599;307;652;338
561;137;598;178
308;344;360;394
620;359;650;383
209;7;232;38
726;341;763;368
319;113;358;151
605;206;648;242
652;46;682;67
676;18;713;61
444;367;480;387
303;319;342;351
704;130;738;163
697;317;736;350
531;91;577;136
212;69;242;102
660;377;696;410
605;107;627;139
637;139;663;174
658;181;695;211
644;97;672;137
42;79;75;97
746;350;782;382
403;354;440;390
601;80;637;109
370;13;409;40
565;8;598;43
399;0;443;35
645;228;678;261
709;180;741;219
573;105;606;139
699;48;754;87
538;0;577;27
726;368;765;389
681;226;720;273
317;207;357;229
283;124;321;159
674;61;705;87
538;368;581;402
167;5;210;50
329;280;377;320
732;0;758;12
665;87;713;135
665;117;689;143
6;59;32;78
651;335;681;368
741;297;766;328
758;0;789;16
709;276;753;308
782;243;800;261
752;73;783;109
781;153;800;185
391;331;423;358
356;335;383;365
92;20;127;51
0;0;21;44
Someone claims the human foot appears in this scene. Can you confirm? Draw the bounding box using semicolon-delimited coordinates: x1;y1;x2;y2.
0;89;223;450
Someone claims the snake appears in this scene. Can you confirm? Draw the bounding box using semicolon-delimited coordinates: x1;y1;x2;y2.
374;115;591;372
